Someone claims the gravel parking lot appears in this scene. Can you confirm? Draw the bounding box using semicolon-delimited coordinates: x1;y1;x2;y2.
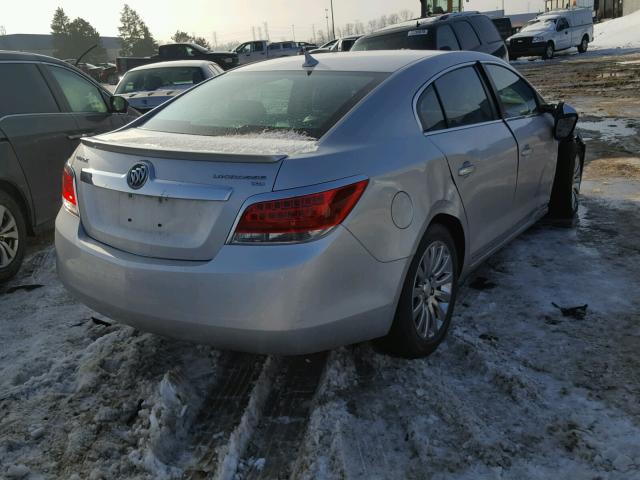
1;51;639;480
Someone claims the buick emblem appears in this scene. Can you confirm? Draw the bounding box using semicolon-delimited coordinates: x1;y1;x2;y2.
127;163;151;190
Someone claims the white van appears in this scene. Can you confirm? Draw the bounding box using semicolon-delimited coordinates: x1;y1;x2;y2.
507;8;593;59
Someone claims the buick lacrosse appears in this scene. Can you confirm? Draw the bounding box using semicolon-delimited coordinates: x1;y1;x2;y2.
55;51;584;357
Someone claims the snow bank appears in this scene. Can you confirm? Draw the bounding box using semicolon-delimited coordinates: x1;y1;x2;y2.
591;10;640;50
93;128;319;157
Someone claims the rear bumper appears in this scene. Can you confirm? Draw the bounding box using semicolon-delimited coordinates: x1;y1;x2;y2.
55;210;406;355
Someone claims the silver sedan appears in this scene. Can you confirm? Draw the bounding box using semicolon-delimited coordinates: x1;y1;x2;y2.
55;50;584;357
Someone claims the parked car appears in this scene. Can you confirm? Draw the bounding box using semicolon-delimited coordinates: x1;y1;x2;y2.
56;50;584;357
492;17;515;40
97;62;118;85
297;41;318;53
310;35;362;53
507;8;593;59
115;60;223;113
116;43;238;77
233;40;299;65
351;12;509;61
0;51;138;281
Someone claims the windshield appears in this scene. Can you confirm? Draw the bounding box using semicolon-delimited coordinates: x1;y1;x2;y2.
351;30;435;51
140;70;387;139
522;18;556;32
116;67;205;94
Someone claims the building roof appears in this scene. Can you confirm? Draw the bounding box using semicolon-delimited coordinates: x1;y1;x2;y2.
0;34;121;52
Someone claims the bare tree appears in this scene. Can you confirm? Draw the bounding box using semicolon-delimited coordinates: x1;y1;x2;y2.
399;9;414;21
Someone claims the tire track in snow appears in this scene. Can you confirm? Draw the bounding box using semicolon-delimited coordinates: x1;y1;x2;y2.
234;352;329;479
183;353;276;479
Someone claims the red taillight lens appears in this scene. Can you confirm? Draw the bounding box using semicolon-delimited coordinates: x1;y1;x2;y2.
232;179;368;244
62;164;78;216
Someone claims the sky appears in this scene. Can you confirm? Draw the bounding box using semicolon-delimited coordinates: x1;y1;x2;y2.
1;0;543;45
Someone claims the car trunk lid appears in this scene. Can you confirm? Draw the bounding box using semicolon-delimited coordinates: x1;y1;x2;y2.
75;128;318;261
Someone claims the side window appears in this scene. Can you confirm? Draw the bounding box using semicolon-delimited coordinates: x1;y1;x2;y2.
484;64;538;118
253;42;265;52
557;18;569;30
470;16;502;43
239;43;251;54
435;67;495;128
47;66;107;113
452;21;482;50
0;64;59;116
417;85;447;132
436;25;461;51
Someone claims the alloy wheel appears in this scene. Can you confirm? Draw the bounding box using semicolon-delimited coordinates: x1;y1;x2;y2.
412;240;453;339
0;205;19;268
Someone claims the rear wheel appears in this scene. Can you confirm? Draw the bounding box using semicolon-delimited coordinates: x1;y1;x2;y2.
0;191;27;282
548;139;583;219
578;35;589;53
381;224;459;358
542;42;554;60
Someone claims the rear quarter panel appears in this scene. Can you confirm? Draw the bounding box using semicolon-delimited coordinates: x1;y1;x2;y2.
0;134;34;228
274;54;470;265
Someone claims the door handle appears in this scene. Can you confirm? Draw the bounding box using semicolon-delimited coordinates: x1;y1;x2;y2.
67;132;94;140
521;145;533;157
458;162;475;177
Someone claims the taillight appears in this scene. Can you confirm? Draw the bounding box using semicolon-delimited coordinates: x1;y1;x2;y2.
232;179;368;244
62;164;78;216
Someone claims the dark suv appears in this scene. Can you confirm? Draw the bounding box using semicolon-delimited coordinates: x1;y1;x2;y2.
351;12;508;61
0;51;138;281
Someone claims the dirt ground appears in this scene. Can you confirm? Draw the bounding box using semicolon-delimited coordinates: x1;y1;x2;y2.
1;52;639;480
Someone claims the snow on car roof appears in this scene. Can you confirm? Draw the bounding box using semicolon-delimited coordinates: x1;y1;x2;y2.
238;50;448;73
129;60;216;71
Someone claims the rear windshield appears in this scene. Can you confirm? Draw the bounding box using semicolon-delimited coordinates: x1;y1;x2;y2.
140;70;387;139
351;30;435;51
116;67;205;94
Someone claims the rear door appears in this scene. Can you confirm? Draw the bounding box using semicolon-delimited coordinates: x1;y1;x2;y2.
483;63;556;221
417;65;519;258
0;62;78;226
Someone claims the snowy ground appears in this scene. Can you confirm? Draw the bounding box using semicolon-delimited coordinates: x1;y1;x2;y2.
2;52;640;480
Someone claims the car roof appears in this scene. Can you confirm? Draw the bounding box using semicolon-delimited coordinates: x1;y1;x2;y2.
367;12;484;37
128;60;215;71
238;50;448;73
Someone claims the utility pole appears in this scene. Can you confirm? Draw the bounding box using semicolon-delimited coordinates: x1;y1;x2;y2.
312;24;317;43
263;22;270;41
330;0;336;40
252;26;256;41
292;24;296;41
212;31;217;48
325;9;330;39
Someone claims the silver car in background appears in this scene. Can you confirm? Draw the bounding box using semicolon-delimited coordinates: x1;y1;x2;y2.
55;51;583;357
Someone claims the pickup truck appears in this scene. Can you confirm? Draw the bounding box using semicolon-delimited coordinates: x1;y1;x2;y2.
233;40;299;65
116;43;238;77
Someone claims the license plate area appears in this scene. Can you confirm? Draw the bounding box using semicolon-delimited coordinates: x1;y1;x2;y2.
118;192;179;233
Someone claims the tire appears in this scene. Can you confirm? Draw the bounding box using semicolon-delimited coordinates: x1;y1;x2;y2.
0;190;27;283
380;224;460;358
578;35;589;53
542;42;554;60
548;138;583;219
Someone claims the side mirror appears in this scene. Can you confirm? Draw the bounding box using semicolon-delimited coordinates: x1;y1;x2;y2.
553;102;578;140
110;95;129;114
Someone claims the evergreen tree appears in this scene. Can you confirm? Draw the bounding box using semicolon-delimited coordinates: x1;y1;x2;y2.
51;7;70;58
67;18;106;63
118;4;157;56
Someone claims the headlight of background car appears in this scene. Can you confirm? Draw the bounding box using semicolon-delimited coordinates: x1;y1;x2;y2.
532;36;545;43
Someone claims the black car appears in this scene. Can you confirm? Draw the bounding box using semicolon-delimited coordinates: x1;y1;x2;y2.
351;12;508;61
0;51;138;281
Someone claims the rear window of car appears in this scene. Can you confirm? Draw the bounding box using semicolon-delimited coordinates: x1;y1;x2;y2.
351;29;435;51
0;63;59;116
452;21;482;50
140;70;388;139
470;16;503;43
116;67;206;94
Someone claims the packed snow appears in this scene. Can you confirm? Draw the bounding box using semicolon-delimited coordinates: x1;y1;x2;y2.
591;10;640;50
92;128;319;157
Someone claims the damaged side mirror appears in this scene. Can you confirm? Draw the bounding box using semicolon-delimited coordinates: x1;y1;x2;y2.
553;102;578;141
